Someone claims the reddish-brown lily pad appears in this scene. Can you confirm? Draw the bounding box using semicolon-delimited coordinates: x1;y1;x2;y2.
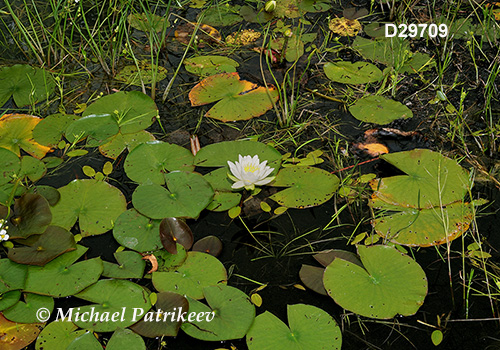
7;194;52;239
159;218;194;255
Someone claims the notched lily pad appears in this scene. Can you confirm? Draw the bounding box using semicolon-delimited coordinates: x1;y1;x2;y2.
324;61;383;84
113;209;163;253
192;235;223;257
184;55;239;77
0;148;21;186
102;250;146;279
99;130;156;160
65;114;119;147
115;60;168;86
349;95;413;124
7;193;52;239
159;217;194;254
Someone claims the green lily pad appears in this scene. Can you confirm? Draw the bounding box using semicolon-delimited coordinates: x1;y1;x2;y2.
130;292;189;338
24;245;103;297
0;148;20;186
115;60;168;86
65;114;119;147
8;226;76;266
184;55;239;77
35;320;86;350
246;304;342;350
0;114;51;159
132;172;214;219
324;61;383;84
154;245;188;272
83;91;158;134
7;193;52;239
73;279;152;332
323;245;428;319
51;179;127;236
0;290;21;311
352;36;410;67
128;12;168;32
200;5;243;26
182;285;255;341
32;113;79;147
0;259;27;294
19;156;47;182
113;209;163;253
28;185;61;206
270;166;340;208
3;293;54;324
349;95;413;125
0;64;55;107
363;22;387;38
400;52;436;74
152;251;227;299
107;328;146;350
98;130;155;159
189;72;279;122
67;331;102;350
102;250;145;279
124;141;194;185
203;167;242;211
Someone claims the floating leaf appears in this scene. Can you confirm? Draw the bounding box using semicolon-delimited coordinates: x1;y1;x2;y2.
51;179;127;236
112;209;163;253
0;64;55;107
8;226;76;265
352;36;409;67
102;250;145;279
299;264;327;295
192;235;223;257
200;5;243;26
0;290;21;311
159;218;194;254
349;95;413;124
175;23;221;46
270;166;340;208
115;60;168;86
0;114;51;159
7;193;52;239
0;313;43;350
67;331;102;350
246;304;342;350
3;293;53;324
324;61;383;84
35;320;86;350
83;91;158;134
99;130;155;159
128;12;168;32
65;114;119;147
32;113;79;147
153;251;227;299
132;172;214;219
182;285;255;341
0;148;20;186
107;328;146;350
0;259;28;294
323;245;428;319
153;245;188;272
184;56;239;77
189;73;279;122
328;17;362;36
124;141;194;185
19;156;46;182
28;185;60;206
431;330;443;346
203;167;242;211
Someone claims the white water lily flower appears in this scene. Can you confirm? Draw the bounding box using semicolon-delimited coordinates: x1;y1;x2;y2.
0;220;9;241
227;155;275;191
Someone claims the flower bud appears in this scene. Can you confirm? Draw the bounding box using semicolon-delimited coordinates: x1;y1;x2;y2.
264;0;276;12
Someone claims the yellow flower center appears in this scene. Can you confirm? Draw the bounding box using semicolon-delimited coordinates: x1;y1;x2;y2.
244;164;259;173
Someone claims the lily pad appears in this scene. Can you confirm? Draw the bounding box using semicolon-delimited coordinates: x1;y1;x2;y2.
299;264;327;295
3;293;54;324
24;245;103;297
67;331;102;350
32;113;79;147
152;251;227;299
329;17;362;36
0;290;22;311
51;179;127;236
28;185;60;206
115;60;168;86
189;72;279;122
159;217;194;254
0;148;20;186
203;167;242;211
8;226;76;265
124;141;194;185
128;12;168;32
270;166;340;208
200;5;243;26
349;95;413;124
132;172;214;219
246;304;342;350
73;279;152;332
182;284;255;341
35;320;86;350
83;91;158;134
7;193;52;239
0;114;52;159
192;235;223;257
0;313;43;350
113;209;163;253
0;64;55;107
323;245;428;319
99;130;155;159
153;245;188;272
324;61;383;84
65;114;119;147
107;328;145;350
0;259;28;294
352;36;409;67
184;55;239;77
130;292;189;338
19;156;47;182
102;250;145;279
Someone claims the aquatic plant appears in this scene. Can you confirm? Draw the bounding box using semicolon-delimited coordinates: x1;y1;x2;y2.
227;154;275;191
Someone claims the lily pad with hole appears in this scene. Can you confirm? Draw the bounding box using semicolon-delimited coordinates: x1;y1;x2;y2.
65;114;119;147
246;304;342;350
19;156;46;182
159;218;193;254
99;130;155;159
32;113;79;147
107;328;145;350
102;250;145;279
73;279;152;332
132;172;214;219
189;73;279;122
0;148;20;186
67;331;102;350
184;55;239;77
324;61;383;84
24;245;103;297
323;245;427;319
8;226;76;265
182;284;255;341
269;166;340;208
0;313;43;350
0;259;28;294
115;60;168;86
0;64;55;107
51;179;127;236
7;193;52;239
349;95;413;124
130;292;189;337
153;251;227;299
3;293;54;324
0;114;52;159
83;91;158;134
112;209;163;253
124;141;194;185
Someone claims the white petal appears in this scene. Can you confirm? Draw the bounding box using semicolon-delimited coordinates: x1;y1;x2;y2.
261;166;274;178
231;181;246;189
227;160;242;180
254;176;275;186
